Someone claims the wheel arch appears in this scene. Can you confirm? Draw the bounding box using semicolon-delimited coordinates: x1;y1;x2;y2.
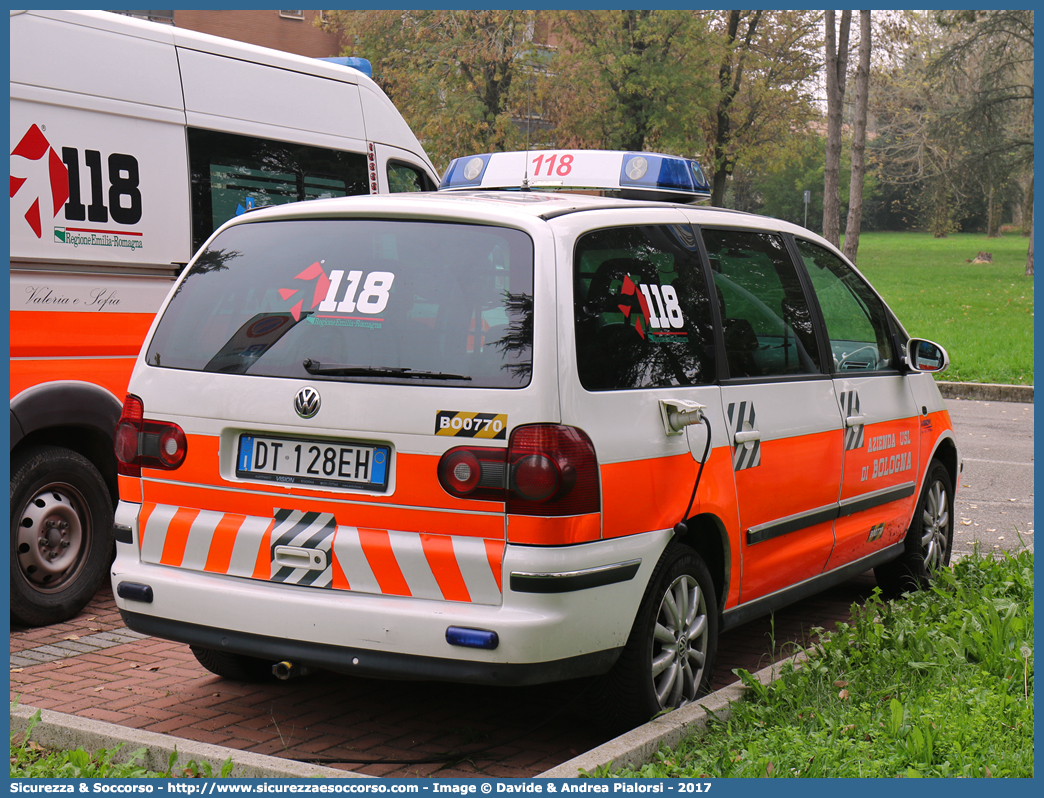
928;432;960;492
10;381;122;503
673;512;731;616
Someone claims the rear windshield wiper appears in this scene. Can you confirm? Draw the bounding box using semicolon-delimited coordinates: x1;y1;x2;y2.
302;359;472;381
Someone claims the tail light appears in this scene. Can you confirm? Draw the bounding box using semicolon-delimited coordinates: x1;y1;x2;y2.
115;394;188;477
436;424;600;517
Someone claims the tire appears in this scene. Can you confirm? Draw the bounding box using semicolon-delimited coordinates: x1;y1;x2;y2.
875;461;954;596
190;646;278;682
592;543;719;732
10;445;114;627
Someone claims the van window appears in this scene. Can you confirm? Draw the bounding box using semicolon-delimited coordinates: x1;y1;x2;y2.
794;238;896;371
702;229;822;378
147;219;534;388
188;129;369;251
573;225;716;391
388;161;436;193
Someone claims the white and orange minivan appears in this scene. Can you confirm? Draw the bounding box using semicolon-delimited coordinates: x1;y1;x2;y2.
111;150;960;730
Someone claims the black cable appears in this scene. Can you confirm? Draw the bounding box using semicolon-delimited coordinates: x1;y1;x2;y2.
674;415;713;536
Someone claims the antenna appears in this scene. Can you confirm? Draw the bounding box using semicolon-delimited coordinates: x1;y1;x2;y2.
522;55;532;190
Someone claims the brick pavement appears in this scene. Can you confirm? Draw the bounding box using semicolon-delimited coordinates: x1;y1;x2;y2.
11;574;877;778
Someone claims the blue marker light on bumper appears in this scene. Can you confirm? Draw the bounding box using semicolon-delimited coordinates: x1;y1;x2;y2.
446;626;499;650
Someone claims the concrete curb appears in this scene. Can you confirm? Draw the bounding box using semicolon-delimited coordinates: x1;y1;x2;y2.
937;381;1033;403
10;703;367;779
536;651;809;778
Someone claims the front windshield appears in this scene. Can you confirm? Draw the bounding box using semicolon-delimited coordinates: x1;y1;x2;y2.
146;218;534;388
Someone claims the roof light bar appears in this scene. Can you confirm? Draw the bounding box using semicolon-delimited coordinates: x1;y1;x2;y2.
439;150;711;203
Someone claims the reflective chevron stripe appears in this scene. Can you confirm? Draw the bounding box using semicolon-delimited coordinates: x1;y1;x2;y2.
840;390;865;451
137;503;504;605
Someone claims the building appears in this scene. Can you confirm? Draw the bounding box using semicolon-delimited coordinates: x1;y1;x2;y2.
108;10;346;58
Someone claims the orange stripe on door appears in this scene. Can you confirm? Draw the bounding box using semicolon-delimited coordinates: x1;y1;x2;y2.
420;534;470;602
203;513;246;574
358;528;411;597
159;507;200;566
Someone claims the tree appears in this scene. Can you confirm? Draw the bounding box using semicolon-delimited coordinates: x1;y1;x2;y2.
822;10;851;246
705;10;821;208
709;10;762;206
320;10;541;171
871;10;1033;265
932;11;1033;267
542;10;714;154
842;11;872;263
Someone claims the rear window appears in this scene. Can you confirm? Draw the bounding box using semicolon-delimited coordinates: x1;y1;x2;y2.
146;219;534;388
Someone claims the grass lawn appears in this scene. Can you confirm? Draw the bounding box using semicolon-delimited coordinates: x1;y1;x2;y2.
600;550;1034;779
846;231;1034;385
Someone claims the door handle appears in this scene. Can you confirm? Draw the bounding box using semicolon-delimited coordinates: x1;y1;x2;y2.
734;430;761;444
846;414;865;428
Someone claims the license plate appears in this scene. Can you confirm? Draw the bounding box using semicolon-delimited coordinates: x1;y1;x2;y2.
236;434;390;491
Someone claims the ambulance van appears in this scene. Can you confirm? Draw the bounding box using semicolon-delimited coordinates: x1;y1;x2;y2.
10;8;439;626
111;150;959;731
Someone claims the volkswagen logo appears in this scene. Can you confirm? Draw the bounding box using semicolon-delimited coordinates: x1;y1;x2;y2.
294;387;321;419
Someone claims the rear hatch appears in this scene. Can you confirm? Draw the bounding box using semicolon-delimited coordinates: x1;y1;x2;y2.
124;211;557;607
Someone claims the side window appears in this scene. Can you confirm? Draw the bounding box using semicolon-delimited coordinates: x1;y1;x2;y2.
794;239;896;372
702;228;822;378
573;225;716;391
188;128;369;251
388;161;435;193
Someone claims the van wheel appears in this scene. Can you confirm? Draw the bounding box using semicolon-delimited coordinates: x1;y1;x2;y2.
191;646;278;682
593;544;718;732
875;461;953;595
10;446;114;627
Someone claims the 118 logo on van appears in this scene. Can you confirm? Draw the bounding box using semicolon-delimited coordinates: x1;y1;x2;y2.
11;123;142;239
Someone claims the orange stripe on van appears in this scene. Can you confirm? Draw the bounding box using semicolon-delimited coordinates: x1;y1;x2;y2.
600;453;696;540
159;507;200;566
251;520;276;580
11;357;136;402
137;502;158;551
420;534;471;602
118;474;142;504
140;479;503;540
10;310;156;358
203;513;247;574
507;513;600;545
358;528;411;596
484;539;504;593
330;551;351;591
155;435;505;518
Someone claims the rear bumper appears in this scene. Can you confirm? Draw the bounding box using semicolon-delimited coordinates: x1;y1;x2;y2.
110;505;672;683
120;609;620;685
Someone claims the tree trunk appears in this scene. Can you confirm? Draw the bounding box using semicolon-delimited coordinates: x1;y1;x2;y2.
710;11;761;208
987;185;1002;237
823;10;851;247
1027;202;1034;276
842;11;871;264
1024;174;1034;237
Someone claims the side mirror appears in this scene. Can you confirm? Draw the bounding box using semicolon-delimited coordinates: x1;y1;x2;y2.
905;338;949;374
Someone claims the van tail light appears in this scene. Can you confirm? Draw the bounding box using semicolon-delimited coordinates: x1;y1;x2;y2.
436;424;600;517
115;394;188;477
